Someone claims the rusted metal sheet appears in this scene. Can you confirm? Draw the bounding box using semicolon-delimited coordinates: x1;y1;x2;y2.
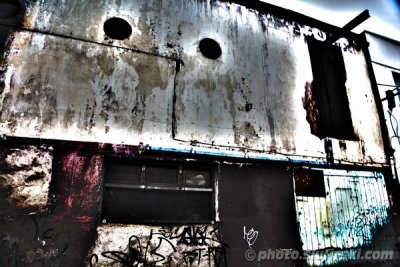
295;169;390;266
86;224;226;266
0;0;386;166
0;31;176;144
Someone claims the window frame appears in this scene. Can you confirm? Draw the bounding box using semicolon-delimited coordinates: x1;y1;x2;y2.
392;71;400;102
306;37;357;140
100;157;217;225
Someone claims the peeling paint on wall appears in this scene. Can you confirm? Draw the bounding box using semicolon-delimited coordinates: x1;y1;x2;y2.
367;32;400;181
0;145;53;212
49;143;105;234
302;81;320;137
0;0;385;166
0;31;176;143
60;152;102;215
0;4;395;266
87;224;226;267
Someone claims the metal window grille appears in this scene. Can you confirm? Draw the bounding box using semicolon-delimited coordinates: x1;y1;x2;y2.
101;159;215;224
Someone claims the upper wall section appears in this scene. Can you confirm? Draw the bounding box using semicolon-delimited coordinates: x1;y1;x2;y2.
22;0;329;59
0;31;176;143
0;0;386;165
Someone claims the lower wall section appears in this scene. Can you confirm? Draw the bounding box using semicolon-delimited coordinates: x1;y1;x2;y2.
295;169;390;266
0;140;103;266
218;163;300;267
87;224;226;266
0;215;92;266
0;138;398;266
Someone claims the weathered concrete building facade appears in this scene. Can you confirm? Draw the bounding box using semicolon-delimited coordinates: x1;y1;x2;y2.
365;31;400;180
0;0;398;266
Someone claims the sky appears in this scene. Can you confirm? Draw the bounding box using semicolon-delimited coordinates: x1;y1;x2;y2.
260;0;400;42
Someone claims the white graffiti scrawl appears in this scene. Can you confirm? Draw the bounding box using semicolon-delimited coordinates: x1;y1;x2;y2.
243;226;259;248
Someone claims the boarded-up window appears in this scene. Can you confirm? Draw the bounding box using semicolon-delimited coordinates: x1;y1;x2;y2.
294;169;325;197
307;38;356;140
102;159;214;224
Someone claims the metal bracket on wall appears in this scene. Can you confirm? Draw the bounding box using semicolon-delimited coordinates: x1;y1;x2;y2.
325;9;370;44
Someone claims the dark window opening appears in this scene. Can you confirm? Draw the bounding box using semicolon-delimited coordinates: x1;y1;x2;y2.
0;0;22;19
294;169;325;197
307;38;356;140
199;38;222;60
102;159;214;224
103;17;132;40
0;1;24;63
393;71;400;102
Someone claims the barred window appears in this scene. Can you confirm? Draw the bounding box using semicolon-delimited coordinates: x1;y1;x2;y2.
101;159;215;224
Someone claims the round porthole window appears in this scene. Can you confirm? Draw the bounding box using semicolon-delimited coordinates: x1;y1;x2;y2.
0;0;22;19
103;17;132;40
199;38;222;60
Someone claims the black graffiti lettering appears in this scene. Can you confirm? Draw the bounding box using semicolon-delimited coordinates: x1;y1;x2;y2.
42;228;56;239
31;216;40;240
101;235;143;267
92;225;228;266
182;248;202;266
128;235;143;264
155;224;227;247
102;250;137;266
88;253;99;267
208;246;226;267
0;239;20;267
56;238;69;258
11;241;19;267
0;215;69;266
149;236;176;263
178;226;207;246
143;230;151;264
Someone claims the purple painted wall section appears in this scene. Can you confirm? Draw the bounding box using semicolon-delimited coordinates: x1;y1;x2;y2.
56;149;102;230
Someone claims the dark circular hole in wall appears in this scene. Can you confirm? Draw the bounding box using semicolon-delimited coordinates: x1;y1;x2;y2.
103;17;132;40
0;0;22;19
199;38;222;60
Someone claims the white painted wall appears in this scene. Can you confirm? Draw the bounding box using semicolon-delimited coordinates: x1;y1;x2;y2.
366;32;400;179
0;0;386;165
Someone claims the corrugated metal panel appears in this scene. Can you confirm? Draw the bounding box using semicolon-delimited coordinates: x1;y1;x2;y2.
295;169;390;266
